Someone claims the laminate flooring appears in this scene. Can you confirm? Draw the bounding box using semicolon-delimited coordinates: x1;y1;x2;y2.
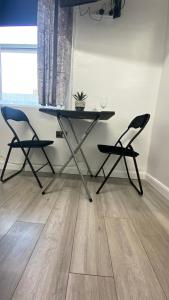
0;174;168;299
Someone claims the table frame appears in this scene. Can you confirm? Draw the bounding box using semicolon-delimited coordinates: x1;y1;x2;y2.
40;109;115;202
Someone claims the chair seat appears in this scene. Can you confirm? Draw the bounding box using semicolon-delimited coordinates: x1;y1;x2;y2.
98;144;139;157
8;140;54;148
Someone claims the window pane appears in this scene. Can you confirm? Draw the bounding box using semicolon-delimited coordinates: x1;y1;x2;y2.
1;51;38;106
0;26;38;106
0;26;37;45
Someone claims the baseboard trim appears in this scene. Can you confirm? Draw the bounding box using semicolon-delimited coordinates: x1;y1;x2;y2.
0;161;146;179
146;173;169;201
1;160;168;201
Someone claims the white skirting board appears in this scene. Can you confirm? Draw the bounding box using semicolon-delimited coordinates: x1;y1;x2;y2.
146;173;169;201
1;160;169;201
0;161;146;179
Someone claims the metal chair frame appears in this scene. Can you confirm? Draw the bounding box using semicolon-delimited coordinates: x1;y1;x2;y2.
1;107;55;188
95;114;150;195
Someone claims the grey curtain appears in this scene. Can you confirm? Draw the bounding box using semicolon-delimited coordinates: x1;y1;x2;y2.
37;0;73;107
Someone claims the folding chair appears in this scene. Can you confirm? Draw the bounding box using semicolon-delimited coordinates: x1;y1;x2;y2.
95;114;150;195
1;106;55;188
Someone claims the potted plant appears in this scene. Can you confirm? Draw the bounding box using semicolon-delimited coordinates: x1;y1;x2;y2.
73;91;87;111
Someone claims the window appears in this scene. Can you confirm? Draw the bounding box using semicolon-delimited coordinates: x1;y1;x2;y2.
0;26;38;106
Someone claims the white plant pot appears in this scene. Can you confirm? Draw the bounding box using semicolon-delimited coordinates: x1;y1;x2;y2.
75;100;85;111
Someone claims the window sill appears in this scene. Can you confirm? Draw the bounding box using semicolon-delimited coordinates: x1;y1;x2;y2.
0;102;63;110
0;101;41;109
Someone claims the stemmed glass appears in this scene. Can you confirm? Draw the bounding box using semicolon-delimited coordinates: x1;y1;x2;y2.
100;97;108;110
60;103;64;110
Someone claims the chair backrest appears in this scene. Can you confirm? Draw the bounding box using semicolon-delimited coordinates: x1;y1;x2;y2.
116;114;150;148
1;106;29;123
128;114;150;130
1;106;38;142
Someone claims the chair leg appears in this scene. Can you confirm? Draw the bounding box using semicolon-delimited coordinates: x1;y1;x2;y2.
123;156;143;195
95;154;111;177
20;148;43;189
96;156;122;194
41;148;55;174
1;146;26;183
1;146;45;189
133;156;143;195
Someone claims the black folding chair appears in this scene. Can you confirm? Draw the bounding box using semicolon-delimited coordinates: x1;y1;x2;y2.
1;106;55;188
95;114;150;195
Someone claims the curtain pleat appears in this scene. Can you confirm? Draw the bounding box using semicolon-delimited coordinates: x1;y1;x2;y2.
37;0;73;107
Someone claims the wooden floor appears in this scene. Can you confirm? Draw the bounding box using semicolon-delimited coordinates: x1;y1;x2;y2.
0;174;169;299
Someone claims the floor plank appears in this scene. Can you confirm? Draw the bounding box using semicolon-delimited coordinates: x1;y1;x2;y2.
96;184;129;219
121;185;169;298
119;186;168;238
105;218;166;300
0;179;38;240
0;175;36;208
12;181;80;300
143;183;169;236
70;186;113;276
0;221;43;300
18;178;64;224
66;273;117;300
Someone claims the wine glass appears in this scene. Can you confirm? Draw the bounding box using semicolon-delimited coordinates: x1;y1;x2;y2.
60;103;65;110
100;97;108;110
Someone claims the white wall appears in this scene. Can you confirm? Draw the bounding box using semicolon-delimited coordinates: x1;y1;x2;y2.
72;0;168;176
0;0;168;178
147;5;169;197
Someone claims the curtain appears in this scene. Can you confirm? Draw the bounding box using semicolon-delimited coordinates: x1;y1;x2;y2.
37;0;73;107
